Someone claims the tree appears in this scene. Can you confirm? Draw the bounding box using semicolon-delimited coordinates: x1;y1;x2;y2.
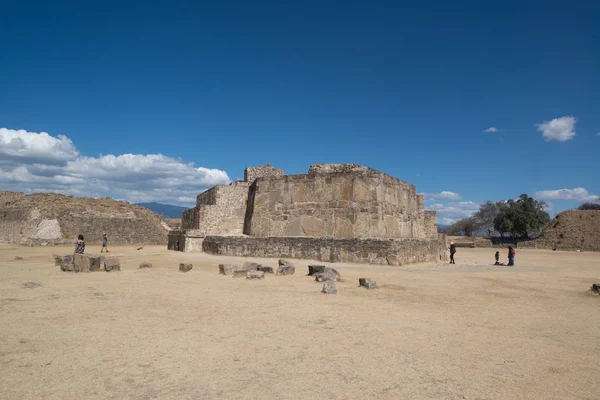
472;201;501;237
493;194;550;239
578;201;600;210
446;217;476;236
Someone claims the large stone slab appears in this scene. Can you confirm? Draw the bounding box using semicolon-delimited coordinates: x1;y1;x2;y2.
257;265;274;274
242;262;260;271
314;267;340;282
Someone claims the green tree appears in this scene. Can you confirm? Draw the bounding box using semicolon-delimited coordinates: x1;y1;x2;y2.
578;201;600;210
493;194;550;239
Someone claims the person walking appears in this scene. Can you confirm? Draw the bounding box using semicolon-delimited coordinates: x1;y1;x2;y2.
449;241;456;264
101;233;109;253
507;246;515;266
495;251;500;264
74;234;85;254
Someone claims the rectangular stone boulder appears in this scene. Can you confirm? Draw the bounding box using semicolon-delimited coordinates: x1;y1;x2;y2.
257;265;274;273
315;267;340;282
56;255;74;271
308;264;326;276
277;266;295;275
359;278;376;289
322;281;337;294
179;263;193;272
104;258;121;272
242;262;260;271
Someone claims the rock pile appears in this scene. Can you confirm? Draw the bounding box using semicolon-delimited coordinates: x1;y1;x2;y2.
55;254;120;272
179;263;193;272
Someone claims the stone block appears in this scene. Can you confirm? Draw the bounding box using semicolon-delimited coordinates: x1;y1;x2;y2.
322;281;337;294
232;270;247;278
315;267;339;282
246;270;265;279
179;263;193;272
278;259;294;268
219;264;238;275
277;266;295;275
257;265;274;273
592;283;600;294
73;254;103;273
104;258;121;272
359;278;376;289
308;264;326;275
242;262;260;271
139;262;152;268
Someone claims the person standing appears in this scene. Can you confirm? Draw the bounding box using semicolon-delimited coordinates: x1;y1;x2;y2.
74;234;85;254
101;233;109;253
449;241;456;264
495;251;500;264
507;246;515;266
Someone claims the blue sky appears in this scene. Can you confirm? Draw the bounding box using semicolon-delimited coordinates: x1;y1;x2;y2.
1;0;598;224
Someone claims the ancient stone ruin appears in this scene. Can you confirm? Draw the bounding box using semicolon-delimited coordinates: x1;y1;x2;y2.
0;191;168;245
168;163;447;265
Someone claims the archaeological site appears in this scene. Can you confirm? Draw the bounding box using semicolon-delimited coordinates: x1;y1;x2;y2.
168;164;448;265
0;191;168;245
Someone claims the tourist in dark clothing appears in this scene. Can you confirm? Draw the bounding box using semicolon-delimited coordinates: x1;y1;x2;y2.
101;233;109;253
449;242;456;264
74;234;85;254
507;246;515;266
495;251;500;264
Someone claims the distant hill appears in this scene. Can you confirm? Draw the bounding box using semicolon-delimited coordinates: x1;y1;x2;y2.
135;202;187;218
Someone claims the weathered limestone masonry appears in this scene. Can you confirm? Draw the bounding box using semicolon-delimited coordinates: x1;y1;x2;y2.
168;163;446;265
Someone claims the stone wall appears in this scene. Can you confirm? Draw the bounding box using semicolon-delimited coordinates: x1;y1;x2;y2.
181;182;250;235
307;164;369;175
202;234;448;266
244;164;285;183
168;230;204;252
244;168;425;239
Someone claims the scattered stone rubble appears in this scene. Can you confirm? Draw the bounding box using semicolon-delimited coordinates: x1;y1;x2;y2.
322;281;337;294
246;270;265;279
139;262;152;269
55;253;119;272
314;267;340;282
277;259;295;275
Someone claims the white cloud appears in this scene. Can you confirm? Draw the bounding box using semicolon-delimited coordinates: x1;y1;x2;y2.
597;132;600;136
427;191;462;201
534;187;599;202
0;127;231;206
0;128;79;165
426;200;480;225
536;116;576;142
483;127;498;133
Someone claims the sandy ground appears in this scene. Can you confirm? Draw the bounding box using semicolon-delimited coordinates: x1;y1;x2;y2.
1;245;599;400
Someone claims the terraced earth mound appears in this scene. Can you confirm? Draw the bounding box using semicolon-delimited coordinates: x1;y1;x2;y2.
0;191;168;245
531;210;600;251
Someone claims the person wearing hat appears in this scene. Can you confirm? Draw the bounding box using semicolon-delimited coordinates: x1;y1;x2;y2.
449;241;456;264
101;233;109;253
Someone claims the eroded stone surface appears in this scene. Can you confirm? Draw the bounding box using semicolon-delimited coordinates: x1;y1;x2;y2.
322;281;337;294
139;262;152;268
242;262;260;271
73;254;103;273
104;258;121;272
257;265;274;273
219;264;238;275
277;266;295;275
232;270;247;278
246;270;265;279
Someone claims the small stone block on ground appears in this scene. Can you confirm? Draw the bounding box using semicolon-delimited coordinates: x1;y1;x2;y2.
359;278;377;289
257;266;274;273
179;263;193;272
592;283;600;294
322;281;337;294
277;266;295;275
246;270;265;279
139;262;152;269
308;264;326;275
73;254;103;273
232;270;247;278
104;258;121;272
279;259;294;269
219;264;238;275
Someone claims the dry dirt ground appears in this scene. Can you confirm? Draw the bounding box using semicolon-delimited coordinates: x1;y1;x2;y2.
1;245;599;400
